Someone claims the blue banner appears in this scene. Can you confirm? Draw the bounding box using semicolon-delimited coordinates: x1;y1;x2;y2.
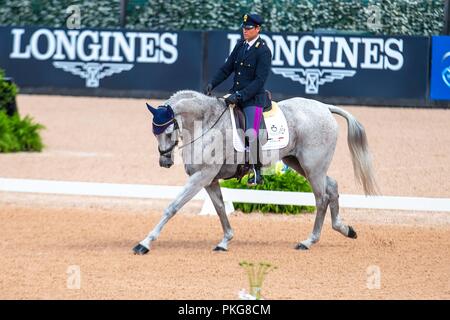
0;26;202;92
430;36;450;101
206;31;429;100
0;26;434;105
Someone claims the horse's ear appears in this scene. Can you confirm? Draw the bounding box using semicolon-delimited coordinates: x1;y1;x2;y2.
146;103;156;115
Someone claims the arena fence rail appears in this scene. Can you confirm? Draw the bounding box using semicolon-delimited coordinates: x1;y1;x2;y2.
0;178;449;214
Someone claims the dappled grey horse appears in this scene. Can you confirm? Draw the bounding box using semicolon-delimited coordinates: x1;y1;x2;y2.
133;90;378;255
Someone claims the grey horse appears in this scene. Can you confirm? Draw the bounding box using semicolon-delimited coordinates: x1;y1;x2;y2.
133;90;378;255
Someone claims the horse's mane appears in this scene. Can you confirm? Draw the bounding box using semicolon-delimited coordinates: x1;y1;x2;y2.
166;90;225;116
166;90;201;105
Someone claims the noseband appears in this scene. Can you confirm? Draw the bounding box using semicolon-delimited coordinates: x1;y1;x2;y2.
158;120;179;157
158;139;179;157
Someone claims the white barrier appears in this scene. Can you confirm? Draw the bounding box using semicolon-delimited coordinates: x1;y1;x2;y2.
0;178;449;214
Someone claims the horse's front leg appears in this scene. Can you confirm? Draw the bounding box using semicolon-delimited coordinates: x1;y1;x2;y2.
133;169;218;255
205;180;234;251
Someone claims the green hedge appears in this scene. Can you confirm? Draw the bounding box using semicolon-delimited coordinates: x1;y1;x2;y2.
0;111;44;152
0;0;444;35
127;0;445;36
0;70;17;115
220;165;315;214
0;69;44;152
0;0;119;28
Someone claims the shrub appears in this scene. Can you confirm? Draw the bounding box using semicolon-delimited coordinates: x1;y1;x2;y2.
0;111;45;152
0;69;18;115
0;68;45;152
220;164;315;214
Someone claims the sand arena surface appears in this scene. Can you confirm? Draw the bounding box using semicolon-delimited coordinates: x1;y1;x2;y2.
0;95;449;299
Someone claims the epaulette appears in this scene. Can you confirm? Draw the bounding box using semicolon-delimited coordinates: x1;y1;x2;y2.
255;40;266;48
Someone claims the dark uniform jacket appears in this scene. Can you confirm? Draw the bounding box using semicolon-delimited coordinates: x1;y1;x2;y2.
211;37;272;109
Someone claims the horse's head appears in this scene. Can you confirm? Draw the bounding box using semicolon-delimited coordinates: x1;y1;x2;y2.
146;103;179;168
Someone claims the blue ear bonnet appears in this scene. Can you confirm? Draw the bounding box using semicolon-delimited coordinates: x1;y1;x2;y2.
146;103;175;135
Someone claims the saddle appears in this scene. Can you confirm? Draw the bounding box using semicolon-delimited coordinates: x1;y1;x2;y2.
264;90;273;112
232;108;268;146
231;90;273;145
223;90;289;182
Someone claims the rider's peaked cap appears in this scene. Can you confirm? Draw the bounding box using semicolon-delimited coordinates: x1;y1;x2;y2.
146;103;175;135
241;13;264;28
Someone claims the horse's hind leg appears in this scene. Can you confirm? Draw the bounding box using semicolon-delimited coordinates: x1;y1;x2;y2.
296;172;329;250
205;180;234;251
282;155;306;176
326;176;357;239
282;156;329;250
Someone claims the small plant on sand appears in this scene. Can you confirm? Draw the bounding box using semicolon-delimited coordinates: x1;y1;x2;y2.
238;261;277;300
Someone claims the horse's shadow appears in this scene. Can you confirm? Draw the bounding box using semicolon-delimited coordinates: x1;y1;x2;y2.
48;239;135;252
50;238;299;253
49;238;217;252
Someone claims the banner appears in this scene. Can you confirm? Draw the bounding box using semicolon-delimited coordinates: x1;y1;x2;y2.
206;31;430;100
0;26;202;92
430;36;450;101
0;26;433;104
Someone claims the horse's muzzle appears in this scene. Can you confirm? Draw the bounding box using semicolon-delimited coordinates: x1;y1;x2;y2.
159;156;173;168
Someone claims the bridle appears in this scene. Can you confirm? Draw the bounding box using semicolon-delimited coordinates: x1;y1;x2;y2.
158;121;179;157
157;98;229;156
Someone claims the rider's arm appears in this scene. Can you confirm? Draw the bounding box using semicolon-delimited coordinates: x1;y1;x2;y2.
210;41;242;89
237;48;271;102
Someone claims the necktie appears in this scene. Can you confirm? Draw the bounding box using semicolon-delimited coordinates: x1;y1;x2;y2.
244;43;249;51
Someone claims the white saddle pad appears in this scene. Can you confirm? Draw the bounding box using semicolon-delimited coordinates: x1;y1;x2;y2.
230;102;289;152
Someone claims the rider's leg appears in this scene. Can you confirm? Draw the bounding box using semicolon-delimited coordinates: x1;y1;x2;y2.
243;105;264;185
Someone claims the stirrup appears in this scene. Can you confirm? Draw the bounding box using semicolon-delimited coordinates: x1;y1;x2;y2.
247;166;263;186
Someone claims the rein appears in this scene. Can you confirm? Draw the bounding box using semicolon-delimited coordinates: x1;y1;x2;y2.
176;98;229;150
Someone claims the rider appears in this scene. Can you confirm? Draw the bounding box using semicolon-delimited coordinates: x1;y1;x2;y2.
205;13;272;186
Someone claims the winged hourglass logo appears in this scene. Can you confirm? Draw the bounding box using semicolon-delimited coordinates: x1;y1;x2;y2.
271;67;356;94
53;62;134;88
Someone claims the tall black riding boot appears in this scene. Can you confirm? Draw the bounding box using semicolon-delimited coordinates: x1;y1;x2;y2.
247;135;263;186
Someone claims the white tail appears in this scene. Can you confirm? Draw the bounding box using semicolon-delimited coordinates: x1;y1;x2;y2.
328;105;379;196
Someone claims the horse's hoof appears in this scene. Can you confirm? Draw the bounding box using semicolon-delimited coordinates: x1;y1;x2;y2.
348;226;358;239
213;246;227;252
295;243;309;250
133;243;150;255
